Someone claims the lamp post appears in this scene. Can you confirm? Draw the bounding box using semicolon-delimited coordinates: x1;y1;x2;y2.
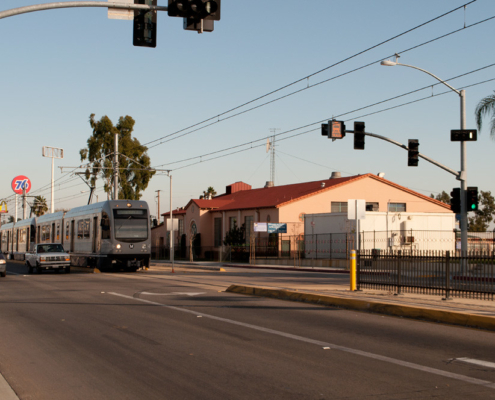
380;54;468;256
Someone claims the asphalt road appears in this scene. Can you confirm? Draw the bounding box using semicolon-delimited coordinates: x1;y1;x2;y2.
1;261;495;399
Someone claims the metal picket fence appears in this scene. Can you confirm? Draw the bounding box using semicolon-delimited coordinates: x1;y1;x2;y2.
358;249;495;300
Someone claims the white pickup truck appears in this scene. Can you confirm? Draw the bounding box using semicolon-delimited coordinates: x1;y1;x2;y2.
25;244;71;274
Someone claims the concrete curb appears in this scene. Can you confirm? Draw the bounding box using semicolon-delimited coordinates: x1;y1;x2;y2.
150;263;225;272
221;264;349;274
226;285;495;331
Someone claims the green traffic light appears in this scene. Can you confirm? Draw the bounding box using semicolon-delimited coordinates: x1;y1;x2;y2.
471;204;477;210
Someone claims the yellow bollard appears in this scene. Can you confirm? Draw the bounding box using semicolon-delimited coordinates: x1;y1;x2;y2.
350;250;357;291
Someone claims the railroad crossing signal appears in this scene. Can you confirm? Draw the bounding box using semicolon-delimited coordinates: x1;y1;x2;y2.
466;187;479;211
408;139;419;167
133;0;157;47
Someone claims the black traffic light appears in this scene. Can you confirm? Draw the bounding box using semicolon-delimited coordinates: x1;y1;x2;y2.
321;123;329;137
168;0;221;20
353;121;365;150
184;18;214;32
466;187;479;212
408;139;419;167
451;129;477;141
133;0;157;48
450;188;461;214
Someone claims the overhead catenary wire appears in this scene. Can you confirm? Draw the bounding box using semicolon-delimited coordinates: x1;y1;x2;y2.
163;76;495;171
143;1;478;149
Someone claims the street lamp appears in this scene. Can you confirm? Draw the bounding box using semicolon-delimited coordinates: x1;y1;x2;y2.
380;54;468;256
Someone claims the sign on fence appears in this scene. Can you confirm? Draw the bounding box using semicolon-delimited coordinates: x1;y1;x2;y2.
268;223;287;233
253;223;287;233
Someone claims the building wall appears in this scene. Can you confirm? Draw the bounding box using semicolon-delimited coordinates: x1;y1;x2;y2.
304;212;456;252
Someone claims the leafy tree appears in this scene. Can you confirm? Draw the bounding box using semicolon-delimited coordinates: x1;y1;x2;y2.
200;186;217;199
468;191;495;231
475;91;495;140
32;196;48;216
430;191;450;204
80;114;155;200
223;222;246;246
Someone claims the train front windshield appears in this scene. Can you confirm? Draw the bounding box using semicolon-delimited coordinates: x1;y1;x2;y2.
113;209;148;241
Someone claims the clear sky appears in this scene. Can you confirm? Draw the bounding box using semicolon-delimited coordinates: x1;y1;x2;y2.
1;0;494;223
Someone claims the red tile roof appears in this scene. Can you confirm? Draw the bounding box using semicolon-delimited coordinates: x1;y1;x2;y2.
187;174;451;212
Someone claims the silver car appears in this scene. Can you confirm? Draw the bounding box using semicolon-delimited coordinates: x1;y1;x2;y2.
0;253;6;277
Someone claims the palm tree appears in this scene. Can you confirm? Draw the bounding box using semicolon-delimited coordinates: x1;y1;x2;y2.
201;186;217;200
32;196;48;217
475;91;495;140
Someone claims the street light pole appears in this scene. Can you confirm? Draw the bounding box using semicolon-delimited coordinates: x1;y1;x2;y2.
381;55;468;256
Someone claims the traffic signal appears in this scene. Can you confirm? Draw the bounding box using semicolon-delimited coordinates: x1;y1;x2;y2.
184;18;214;32
466;187;479;212
450;188;461;214
451;129;477;141
408;139;419;167
321;123;329;137
133;0;157;48
353;121;365;150
330;120;345;139
168;0;221;20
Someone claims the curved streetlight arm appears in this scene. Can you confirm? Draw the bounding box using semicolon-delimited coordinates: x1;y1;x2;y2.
395;63;461;96
0;2;168;20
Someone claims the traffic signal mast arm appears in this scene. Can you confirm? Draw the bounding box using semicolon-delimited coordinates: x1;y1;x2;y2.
347;130;460;179
0;2;168;20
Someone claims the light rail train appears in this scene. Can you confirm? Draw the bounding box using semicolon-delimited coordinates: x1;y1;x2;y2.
0;200;151;271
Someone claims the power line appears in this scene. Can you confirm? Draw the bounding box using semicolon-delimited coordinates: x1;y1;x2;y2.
143;1;477;149
163;76;495;171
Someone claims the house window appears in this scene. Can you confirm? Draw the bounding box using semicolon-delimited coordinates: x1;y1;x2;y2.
366;202;379;211
389;203;406;212
245;216;253;244
331;202;348;213
214;218;222;247
178;219;184;238
229;217;237;230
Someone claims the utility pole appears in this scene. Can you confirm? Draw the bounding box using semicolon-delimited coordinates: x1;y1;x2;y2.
269;128;280;185
155;190;161;224
114;131;119;200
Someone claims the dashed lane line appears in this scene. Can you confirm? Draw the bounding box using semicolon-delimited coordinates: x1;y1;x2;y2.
109;292;495;390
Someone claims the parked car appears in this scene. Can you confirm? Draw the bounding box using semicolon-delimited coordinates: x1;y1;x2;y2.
0;253;6;277
25;244;71;274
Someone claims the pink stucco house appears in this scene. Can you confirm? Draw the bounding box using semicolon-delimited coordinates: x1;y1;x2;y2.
151;173;452;253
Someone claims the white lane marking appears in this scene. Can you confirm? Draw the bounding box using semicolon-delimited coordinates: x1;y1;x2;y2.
456;358;495;369
6;271;23;275
108;292;495;389
140;292;205;296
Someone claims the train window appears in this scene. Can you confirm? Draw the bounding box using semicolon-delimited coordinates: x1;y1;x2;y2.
101;212;111;240
77;219;91;239
41;225;50;242
84;219;90;239
77;220;84;239
66;222;70;240
113;209;148;241
57;224;60;241
19;229;26;244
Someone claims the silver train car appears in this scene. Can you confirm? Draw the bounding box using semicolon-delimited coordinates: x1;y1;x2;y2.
0;200;151;271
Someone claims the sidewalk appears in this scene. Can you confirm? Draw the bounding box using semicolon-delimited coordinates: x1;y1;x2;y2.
151;259;495;331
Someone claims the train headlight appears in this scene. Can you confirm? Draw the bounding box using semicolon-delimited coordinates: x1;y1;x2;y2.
142;244;147;249
116;244;121;249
